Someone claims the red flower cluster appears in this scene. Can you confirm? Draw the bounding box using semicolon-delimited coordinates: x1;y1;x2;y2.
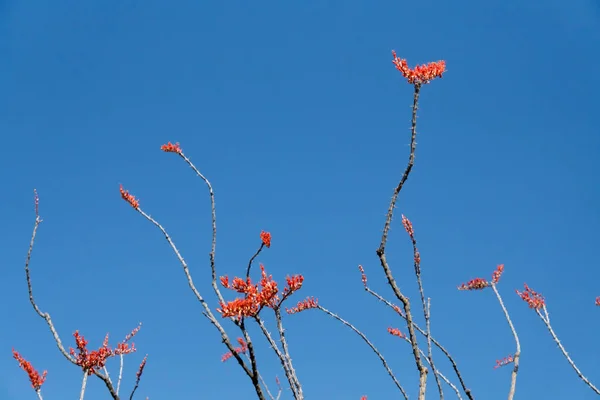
160;141;182;154
391;51;446;85
260;230;272;248
596;296;600;306
119;185;140;209
69;331;136;375
221;338;248;362
387;327;406;339
494;354;514;369
12;350;47;391
491;264;504;284
286;297;319;314
458;264;505;290
458;277;489;291
218;264;305;318
516;284;545;309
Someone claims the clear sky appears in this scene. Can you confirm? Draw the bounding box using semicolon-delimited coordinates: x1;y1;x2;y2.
2;1;600;399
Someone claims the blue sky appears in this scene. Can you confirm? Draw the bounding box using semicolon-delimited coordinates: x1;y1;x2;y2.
2;1;600;399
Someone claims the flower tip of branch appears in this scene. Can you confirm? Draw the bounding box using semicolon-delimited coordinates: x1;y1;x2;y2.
391;50;446;84
260;230;272;248
160;141;182;154
119;184;140;209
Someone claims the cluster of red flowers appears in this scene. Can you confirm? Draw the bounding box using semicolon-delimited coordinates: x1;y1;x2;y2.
218;263;306;318
260;230;271;248
458;277;489;291
119;184;140;209
387;327;406;339
391;51;446;85
286;297;319;314
458;264;505;291
160;141;182;154
12;350;47;391
221;338;248;362
516;284;545;309
491;264;504;284
596;296;600;306
493;354;515;369
70;331;136;375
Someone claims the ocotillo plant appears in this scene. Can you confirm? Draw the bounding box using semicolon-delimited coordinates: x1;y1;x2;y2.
14;51;599;400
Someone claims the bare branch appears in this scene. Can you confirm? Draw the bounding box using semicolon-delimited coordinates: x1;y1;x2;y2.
491;284;520;400
375;84;428;398
131;204;265;400
24;191;77;365
316;305;408;399
535;306;600;394
358;269;473;400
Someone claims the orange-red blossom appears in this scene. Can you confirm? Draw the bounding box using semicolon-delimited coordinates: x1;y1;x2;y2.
494;354;515;369
161;141;182;154
260;230;272;248
119;185;140;209
458;264;505;291
516;284;545;309
70;330;136;375
13;350;47;391
218;264;305;318
391;51;446;85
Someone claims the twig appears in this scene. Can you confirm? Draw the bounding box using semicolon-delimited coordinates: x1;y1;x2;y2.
24;191;77;365
491;284;520;400
174;151;225;306
406;216;443;399
255;317;299;399
133;206;265;400
410;337;462;400
359;273;474;400
79;373;88;400
535;306;600;394
246;244;264;279
116;354;124;395
316;305;408;399
274;308;303;399
375;84;428;399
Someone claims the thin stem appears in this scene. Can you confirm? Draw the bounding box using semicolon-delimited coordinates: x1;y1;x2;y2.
24;214;76;365
359;276;474;400
409;223;443;399
135;207;265;400
535;306;600;394
412;338;462;400
116;354;124;395
375;84;428;399
317;305;408;399
491;284;520;400
255;317;299;399
246;244;264;279
274;308;303;399
176;151;225;306
79;373;88;400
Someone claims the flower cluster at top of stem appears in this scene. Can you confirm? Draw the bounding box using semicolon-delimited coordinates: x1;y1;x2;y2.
70;330;137;375
120;184;140;209
13;350;47;391
160;141;182;154
391;51;446;85
516;284;545;309
218;261;305;318
260;230;271;248
458;264;505;291
221;338;248;362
